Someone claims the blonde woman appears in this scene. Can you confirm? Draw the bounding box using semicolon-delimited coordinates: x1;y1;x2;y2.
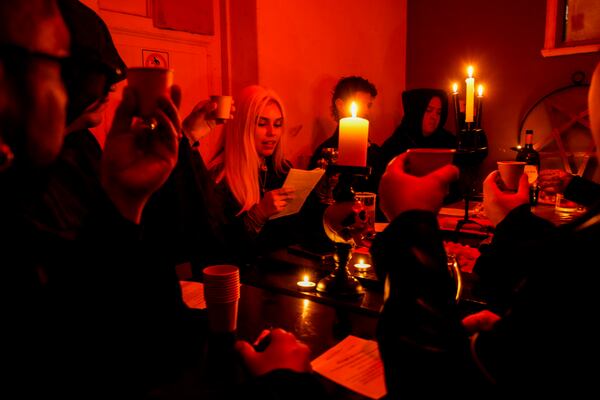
209;85;297;259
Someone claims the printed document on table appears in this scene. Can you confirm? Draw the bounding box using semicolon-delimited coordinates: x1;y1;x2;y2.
270;168;325;220
179;281;206;309
311;335;387;399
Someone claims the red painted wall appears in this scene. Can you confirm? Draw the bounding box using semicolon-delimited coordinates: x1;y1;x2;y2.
231;0;407;168
407;0;599;178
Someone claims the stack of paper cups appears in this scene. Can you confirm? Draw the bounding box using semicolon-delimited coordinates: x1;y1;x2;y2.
203;265;240;333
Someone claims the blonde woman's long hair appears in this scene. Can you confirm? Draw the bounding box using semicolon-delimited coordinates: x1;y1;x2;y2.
208;85;287;214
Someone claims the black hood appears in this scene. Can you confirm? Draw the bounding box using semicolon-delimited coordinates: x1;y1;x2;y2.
399;88;449;142
58;0;127;123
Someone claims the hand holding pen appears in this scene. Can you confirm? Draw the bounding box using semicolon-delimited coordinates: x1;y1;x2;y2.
235;328;312;376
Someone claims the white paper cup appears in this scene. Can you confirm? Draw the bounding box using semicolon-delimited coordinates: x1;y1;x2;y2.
127;67;174;118
497;161;526;192
206;300;239;333
210;95;232;120
203;265;240;303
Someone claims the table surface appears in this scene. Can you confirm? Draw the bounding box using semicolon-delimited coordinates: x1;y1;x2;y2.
165;201;578;399
153;283;378;399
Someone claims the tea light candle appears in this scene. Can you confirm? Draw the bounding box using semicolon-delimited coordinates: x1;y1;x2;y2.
354;259;371;270
338;102;369;167
297;275;316;290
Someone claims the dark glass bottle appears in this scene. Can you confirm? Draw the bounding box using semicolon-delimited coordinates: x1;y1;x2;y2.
516;129;541;204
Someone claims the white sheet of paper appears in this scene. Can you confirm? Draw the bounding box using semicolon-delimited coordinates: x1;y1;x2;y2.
311;335;387;399
179;281;206;310
270;168;325;220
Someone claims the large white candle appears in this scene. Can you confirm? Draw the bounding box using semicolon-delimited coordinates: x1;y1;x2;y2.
465;66;475;123
338;102;369;166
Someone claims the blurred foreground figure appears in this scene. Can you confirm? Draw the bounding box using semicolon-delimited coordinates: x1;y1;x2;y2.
372;63;600;398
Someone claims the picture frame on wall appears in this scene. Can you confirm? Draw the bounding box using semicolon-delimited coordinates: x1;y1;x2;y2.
542;0;600;57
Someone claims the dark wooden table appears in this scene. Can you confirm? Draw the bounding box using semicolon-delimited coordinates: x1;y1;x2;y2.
152;283;378;399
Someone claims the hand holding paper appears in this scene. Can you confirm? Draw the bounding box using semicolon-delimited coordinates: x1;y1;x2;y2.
270;168;325;219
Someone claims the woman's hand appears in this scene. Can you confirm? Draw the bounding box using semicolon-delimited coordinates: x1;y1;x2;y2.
235;328;312;376
255;187;295;219
182;98;235;143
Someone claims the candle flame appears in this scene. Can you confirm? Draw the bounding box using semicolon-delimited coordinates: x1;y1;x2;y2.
452;83;458;94
467;65;474;78
351;102;358;118
359;259;364;265
303;275;309;283
478;85;484;97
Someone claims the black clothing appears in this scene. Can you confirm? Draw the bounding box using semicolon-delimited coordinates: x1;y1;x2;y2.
371;201;599;397
379;88;456;172
472;205;556;312
377;89;459;206
5;144;325;397
308;127;382;194
58;0;127;123
27;130;228;271
214;158;306;263
25;129;102;239
142;136;229;272
564;175;600;207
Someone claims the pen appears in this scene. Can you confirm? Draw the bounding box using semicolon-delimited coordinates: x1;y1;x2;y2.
252;328;272;352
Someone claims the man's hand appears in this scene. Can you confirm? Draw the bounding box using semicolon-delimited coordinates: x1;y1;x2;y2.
236;328;312;376
101;86;181;223
483;171;529;226
378;153;459;221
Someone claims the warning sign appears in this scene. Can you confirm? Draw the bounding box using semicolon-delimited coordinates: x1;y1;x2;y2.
142;49;170;68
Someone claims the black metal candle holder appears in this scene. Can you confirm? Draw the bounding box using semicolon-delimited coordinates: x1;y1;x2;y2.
454;128;488;232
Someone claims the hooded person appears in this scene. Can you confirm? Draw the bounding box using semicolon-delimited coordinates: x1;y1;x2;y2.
379;88;456;171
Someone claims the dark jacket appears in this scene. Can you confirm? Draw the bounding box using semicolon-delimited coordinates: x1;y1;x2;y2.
564;175;600;207
214;157;309;264
371;202;599;398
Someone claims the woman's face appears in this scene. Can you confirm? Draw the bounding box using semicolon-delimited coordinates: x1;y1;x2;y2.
422;96;442;136
254;101;283;158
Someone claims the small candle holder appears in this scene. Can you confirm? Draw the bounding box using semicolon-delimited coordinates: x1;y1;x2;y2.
297;274;316;290
353;259;371;271
316;165;371;297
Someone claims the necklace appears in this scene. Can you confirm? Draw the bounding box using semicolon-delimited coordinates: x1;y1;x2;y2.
259;159;268;195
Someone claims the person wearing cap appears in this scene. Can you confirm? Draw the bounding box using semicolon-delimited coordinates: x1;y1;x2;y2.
27;0;229;273
24;0;128;237
15;1;322;397
1;0;183;396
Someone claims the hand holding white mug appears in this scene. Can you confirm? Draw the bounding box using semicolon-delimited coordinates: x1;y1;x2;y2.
483;171;529;226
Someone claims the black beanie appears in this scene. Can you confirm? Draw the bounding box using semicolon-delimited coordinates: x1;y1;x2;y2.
57;0;127;123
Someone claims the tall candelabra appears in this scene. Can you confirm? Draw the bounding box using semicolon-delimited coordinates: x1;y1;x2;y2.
451;67;488;231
